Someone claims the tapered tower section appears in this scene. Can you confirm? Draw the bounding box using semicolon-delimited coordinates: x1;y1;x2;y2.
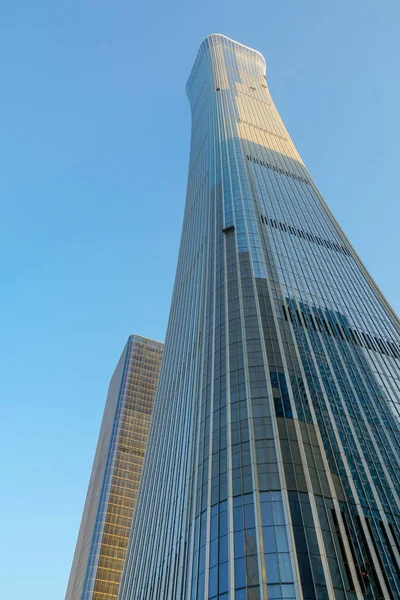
119;35;400;600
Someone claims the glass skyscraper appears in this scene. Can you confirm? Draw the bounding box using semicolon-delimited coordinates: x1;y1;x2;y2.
118;34;400;600
65;334;163;600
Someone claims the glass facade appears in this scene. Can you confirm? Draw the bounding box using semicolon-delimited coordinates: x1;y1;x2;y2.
118;34;400;600
65;335;163;600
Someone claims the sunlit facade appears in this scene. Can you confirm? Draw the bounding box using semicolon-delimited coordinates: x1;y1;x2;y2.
118;35;400;600
65;335;163;600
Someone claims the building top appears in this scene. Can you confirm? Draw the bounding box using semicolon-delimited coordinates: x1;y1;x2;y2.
128;333;163;347
186;33;266;93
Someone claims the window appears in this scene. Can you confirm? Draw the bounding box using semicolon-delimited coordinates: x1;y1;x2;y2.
365;518;395;600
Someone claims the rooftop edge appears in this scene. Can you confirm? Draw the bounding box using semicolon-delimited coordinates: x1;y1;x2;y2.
187;33;266;93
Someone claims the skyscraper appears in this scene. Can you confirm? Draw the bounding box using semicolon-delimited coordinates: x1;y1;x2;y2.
118;34;400;600
65;335;163;600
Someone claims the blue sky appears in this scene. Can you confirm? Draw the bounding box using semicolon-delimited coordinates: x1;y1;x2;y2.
1;1;399;598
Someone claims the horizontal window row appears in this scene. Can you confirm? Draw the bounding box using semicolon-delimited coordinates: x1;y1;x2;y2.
118;445;145;458
239;118;287;142
237;89;270;105
246;154;310;184
282;304;400;360
261;214;351;257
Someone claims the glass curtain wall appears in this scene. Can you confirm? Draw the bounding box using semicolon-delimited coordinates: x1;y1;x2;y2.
65;335;163;600
119;35;400;600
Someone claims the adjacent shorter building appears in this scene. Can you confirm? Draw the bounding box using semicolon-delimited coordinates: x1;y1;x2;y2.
65;334;163;600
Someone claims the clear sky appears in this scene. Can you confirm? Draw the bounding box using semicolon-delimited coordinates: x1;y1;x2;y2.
1;1;399;598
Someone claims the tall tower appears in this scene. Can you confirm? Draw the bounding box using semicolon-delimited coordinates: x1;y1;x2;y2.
119;35;400;600
65;335;163;600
